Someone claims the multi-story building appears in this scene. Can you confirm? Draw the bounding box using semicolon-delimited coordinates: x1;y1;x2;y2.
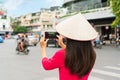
63;0;108;12
40;7;67;31
13;6;66;32
14;12;41;32
40;8;56;31
0;5;12;34
61;0;118;40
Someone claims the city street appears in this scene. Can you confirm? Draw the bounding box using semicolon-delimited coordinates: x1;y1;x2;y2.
0;39;120;80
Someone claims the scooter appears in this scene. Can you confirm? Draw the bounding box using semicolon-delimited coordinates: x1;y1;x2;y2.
16;46;30;55
94;40;102;49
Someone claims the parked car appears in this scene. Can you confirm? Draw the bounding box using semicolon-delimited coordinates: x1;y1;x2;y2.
0;36;4;43
28;35;39;46
0;33;5;39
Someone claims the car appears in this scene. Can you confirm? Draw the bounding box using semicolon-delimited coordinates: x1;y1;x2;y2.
0;33;5;39
28;35;39;46
0;36;4;43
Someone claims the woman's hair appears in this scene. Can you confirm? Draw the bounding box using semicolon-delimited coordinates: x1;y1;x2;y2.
65;38;96;77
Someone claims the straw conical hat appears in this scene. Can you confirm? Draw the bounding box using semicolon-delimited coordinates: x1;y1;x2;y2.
56;13;98;41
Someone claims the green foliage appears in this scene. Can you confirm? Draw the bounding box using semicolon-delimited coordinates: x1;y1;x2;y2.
108;0;120;28
13;25;27;34
60;12;78;19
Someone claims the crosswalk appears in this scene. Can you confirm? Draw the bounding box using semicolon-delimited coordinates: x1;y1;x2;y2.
89;64;120;80
104;66;120;71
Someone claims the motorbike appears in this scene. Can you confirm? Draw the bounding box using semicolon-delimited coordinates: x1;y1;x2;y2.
94;40;102;49
16;46;30;55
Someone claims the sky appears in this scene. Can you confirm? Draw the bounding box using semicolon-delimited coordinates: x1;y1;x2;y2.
0;0;64;17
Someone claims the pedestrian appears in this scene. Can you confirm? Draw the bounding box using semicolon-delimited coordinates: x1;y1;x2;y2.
24;34;29;46
17;34;22;51
39;13;98;80
109;34;112;44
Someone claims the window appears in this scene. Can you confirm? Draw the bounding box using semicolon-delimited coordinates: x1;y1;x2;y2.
32;13;36;16
43;25;45;29
1;15;7;19
3;25;5;30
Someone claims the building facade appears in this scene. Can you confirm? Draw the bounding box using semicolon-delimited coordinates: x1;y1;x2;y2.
13;6;66;32
0;5;12;34
61;0;119;40
13;12;41;32
63;0;107;12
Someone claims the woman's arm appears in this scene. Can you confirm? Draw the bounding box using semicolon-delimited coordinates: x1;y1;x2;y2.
40;35;65;70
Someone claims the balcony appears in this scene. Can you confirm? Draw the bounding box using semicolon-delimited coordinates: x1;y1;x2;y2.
66;2;109;13
57;7;114;24
82;7;115;20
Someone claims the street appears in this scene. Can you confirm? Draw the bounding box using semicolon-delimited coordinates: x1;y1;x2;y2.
0;39;120;80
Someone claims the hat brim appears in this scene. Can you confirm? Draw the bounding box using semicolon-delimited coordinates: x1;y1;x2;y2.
55;13;98;41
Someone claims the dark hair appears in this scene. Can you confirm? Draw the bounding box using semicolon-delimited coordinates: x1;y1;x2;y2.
25;34;28;37
65;38;96;77
21;39;24;42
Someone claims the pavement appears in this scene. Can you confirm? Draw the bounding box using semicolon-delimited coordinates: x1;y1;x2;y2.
0;39;120;80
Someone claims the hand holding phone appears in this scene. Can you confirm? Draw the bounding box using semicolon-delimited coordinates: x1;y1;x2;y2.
40;35;49;49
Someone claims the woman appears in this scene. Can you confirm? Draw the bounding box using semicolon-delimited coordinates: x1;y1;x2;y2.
24;34;29;46
40;13;98;80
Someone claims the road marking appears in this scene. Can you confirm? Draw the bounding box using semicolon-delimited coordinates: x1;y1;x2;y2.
92;69;120;78
89;76;104;80
104;66;120;71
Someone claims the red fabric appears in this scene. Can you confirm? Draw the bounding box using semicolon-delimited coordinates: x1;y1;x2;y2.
42;49;91;80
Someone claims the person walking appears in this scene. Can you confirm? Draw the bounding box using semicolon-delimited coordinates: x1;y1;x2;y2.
39;13;98;80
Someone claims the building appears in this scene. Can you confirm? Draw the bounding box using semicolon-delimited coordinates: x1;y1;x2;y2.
40;7;67;31
40;8;56;31
13;6;65;32
0;4;13;34
61;0;118;40
63;0;107;12
13;12;41;32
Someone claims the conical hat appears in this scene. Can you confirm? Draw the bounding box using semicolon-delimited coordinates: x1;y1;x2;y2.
56;13;98;41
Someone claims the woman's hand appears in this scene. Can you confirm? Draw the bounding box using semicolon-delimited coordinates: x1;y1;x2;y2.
56;35;66;49
40;36;49;49
39;36;49;58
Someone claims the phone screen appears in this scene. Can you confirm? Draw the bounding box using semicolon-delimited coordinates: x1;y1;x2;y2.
45;32;59;39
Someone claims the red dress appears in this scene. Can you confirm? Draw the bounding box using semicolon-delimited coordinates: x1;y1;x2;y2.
42;49;91;80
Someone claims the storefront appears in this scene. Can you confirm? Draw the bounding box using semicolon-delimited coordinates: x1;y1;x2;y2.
88;17;115;40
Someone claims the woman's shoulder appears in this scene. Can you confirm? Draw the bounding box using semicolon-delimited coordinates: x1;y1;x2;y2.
54;49;65;58
56;49;65;54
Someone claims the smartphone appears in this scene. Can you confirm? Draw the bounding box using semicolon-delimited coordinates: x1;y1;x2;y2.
45;32;59;39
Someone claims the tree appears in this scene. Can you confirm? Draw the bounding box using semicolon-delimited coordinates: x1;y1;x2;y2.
13;25;28;34
108;0;120;28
